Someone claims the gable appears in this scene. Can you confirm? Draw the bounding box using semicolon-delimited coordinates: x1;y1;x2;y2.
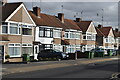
9;6;34;24
108;29;114;37
5;3;35;26
87;22;97;34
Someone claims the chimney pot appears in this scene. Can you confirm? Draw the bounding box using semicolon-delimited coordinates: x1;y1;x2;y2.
98;24;103;28
58;13;64;23
33;6;41;17
115;28;119;32
76;18;82;22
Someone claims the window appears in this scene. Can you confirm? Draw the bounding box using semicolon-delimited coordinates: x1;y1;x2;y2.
22;28;32;35
91;34;96;40
76;33;80;39
65;32;69;38
69;32;76;39
2;22;8;33
53;45;62;51
66;45;75;53
87;34;92;40
22;44;33;56
39;28;44;37
54;29;61;38
83;36;86;39
43;44;53;49
22;25;32;35
45;28;53;37
9;44;20;57
10;23;18;34
39;27;53;38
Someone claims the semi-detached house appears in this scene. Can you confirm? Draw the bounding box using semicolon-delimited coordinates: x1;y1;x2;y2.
75;19;97;52
57;13;82;53
28;7;68;57
28;7;83;56
0;2;36;62
96;25;115;50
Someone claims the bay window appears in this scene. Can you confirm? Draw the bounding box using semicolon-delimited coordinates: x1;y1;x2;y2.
54;29;61;38
9;44;21;57
65;32;69;38
22;25;32;35
39;27;53;38
22;44;33;56
10;23;19;34
76;33;80;39
2;22;8;33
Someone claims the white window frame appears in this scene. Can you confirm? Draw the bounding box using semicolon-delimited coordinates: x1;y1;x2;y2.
53;29;61;38
8;43;21;57
9;23;20;35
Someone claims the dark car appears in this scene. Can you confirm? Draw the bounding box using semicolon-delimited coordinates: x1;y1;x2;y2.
37;49;68;61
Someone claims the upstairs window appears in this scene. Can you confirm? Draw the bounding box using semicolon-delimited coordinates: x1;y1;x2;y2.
2;22;8;33
65;32;69;39
39;27;53;38
10;23;19;34
22;25;32;35
54;29;61;38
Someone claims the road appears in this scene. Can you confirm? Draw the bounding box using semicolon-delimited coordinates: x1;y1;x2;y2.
2;59;119;79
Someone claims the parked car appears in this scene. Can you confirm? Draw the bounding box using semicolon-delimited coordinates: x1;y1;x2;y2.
37;49;69;61
91;48;108;55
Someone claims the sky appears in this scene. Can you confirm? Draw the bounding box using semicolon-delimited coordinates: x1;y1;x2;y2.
8;0;119;29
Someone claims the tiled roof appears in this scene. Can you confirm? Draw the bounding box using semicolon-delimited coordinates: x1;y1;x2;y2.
95;27;105;36
98;27;112;37
2;2;23;21
76;21;92;32
28;11;68;29
64;19;81;30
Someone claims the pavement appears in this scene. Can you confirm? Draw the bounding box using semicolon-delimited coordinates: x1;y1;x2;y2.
2;56;119;76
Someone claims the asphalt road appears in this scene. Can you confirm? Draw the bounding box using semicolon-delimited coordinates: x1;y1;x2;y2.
2;60;119;79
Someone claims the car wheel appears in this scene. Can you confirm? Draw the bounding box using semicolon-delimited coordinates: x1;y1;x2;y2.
56;56;61;61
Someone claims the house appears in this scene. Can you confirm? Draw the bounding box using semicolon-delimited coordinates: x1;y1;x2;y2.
0;2;36;62
28;7;69;59
95;26;105;48
29;7;83;55
97;25;115;50
57;14;82;53
75;19;97;52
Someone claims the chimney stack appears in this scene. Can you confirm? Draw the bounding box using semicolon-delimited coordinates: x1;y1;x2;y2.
33;6;41;18
115;28;119;32
76;18;82;22
98;24;103;28
58;13;64;23
2;0;7;6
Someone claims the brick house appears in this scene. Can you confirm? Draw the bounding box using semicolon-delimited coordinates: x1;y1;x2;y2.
57;14;82;53
75;19;97;52
28;7;69;59
95;26;105;48
0;2;36;62
97;25;115;50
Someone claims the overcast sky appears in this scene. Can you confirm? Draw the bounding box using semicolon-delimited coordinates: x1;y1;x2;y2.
8;0;119;29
